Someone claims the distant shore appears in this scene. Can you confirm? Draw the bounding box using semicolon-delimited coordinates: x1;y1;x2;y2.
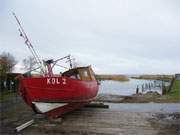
96;74;129;81
131;74;174;81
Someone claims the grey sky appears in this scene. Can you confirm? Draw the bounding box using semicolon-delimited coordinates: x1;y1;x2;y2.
0;0;180;74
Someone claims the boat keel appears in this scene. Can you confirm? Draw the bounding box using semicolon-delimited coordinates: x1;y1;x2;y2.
44;102;88;119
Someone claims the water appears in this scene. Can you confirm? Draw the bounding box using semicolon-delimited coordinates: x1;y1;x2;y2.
99;79;163;96
98;79;179;113
107;103;180;112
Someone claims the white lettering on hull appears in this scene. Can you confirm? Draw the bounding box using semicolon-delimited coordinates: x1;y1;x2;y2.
52;78;56;84
62;78;66;85
46;78;66;85
47;78;51;84
57;78;60;84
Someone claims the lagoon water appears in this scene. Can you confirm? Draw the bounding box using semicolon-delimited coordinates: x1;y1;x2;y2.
99;79;162;96
108;103;180;112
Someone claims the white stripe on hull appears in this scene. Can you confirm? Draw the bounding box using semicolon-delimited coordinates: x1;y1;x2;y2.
32;102;68;113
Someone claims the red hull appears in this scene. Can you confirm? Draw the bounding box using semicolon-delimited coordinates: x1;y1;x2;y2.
19;76;98;118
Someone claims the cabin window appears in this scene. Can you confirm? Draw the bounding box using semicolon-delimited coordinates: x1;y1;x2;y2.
77;74;80;79
62;70;80;80
83;71;88;77
70;75;76;79
62;67;96;81
89;67;96;80
78;69;91;81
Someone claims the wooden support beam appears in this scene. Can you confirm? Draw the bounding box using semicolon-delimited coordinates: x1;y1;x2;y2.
85;103;109;108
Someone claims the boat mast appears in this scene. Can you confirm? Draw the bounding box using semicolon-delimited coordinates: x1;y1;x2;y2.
13;12;46;76
67;55;73;69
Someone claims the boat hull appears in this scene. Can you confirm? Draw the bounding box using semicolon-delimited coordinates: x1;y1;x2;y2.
19;76;98;118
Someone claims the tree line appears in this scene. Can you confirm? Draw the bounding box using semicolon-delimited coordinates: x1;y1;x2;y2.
0;52;35;91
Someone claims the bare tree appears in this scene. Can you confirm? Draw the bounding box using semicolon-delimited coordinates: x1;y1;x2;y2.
0;52;17;74
0;52;17;91
22;56;37;71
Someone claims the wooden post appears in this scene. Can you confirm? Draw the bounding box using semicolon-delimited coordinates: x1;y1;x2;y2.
162;84;166;95
149;83;151;90
142;84;144;93
136;85;139;94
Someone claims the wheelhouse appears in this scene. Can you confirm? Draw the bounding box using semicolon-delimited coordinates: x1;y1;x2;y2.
62;66;96;81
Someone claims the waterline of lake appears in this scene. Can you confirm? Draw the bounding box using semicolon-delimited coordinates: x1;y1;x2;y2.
99;79;162;96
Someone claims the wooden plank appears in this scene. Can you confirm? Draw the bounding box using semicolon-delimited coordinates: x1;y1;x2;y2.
15;119;34;132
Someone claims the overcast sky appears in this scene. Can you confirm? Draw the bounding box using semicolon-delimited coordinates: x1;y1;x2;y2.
0;0;180;74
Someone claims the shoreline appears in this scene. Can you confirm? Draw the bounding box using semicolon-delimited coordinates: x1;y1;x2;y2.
95;93;180;103
96;74;129;81
131;75;174;81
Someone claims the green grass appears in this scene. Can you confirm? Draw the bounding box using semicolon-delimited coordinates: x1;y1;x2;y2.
0;90;16;101
169;80;180;99
162;80;180;101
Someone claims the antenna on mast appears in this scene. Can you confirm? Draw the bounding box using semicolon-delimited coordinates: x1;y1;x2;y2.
12;12;46;75
66;55;75;69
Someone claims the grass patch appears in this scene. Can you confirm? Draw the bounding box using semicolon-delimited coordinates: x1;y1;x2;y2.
168;80;180;99
160;80;180;102
0;90;16;101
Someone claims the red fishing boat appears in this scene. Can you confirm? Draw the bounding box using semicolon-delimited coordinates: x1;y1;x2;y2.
13;13;99;118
